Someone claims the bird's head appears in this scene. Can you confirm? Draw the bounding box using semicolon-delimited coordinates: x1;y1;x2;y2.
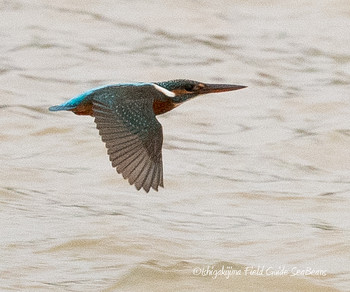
155;79;246;104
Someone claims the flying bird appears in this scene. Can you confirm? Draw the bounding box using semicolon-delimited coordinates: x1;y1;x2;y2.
49;79;246;192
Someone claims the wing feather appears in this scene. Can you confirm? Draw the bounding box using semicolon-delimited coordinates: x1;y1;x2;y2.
131;157;151;190
92;84;164;192
142;161;156;192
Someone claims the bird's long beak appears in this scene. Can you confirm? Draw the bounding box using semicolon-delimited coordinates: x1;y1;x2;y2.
201;83;247;94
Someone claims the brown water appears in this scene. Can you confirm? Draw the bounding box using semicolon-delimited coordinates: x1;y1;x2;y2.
1;0;350;291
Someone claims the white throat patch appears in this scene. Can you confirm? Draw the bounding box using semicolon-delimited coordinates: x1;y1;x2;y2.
152;84;175;97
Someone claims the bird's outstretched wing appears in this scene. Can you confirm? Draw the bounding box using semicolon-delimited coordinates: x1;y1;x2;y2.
92;84;164;192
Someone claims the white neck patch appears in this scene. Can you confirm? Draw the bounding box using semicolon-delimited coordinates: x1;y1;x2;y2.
152;84;175;97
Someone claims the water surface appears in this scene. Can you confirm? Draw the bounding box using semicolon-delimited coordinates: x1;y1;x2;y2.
1;0;350;291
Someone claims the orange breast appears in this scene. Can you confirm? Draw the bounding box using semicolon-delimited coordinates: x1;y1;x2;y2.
153;99;179;115
72;103;94;116
72;100;178;116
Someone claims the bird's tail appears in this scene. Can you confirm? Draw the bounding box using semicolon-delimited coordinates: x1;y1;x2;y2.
48;85;108;112
49;104;76;111
48;92;89;111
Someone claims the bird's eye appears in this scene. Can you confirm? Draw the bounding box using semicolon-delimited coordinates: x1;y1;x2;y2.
184;84;194;92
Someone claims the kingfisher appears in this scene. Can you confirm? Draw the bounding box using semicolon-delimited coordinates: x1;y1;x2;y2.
49;79;246;192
